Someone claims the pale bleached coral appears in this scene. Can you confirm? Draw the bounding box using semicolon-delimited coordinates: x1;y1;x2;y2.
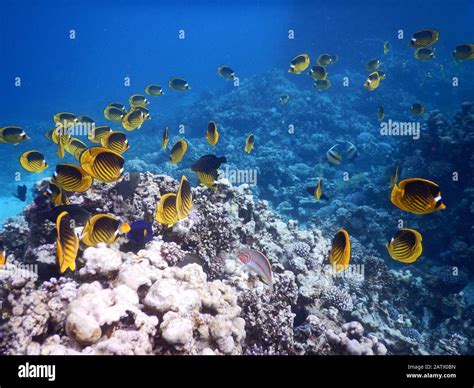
145;264;245;355
79;244;123;278
2;277;78;355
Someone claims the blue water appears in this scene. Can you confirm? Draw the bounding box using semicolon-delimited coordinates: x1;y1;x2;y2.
1;0;473;221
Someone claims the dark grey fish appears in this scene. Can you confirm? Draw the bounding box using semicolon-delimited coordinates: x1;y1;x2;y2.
115;172;140;199
177;253;207;269
47;205;91;224
14;185;27;202
191;155;227;173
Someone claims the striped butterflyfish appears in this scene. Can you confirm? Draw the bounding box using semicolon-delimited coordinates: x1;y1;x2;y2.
409;29;439;48
217;65;236;80
452;44;474;61
244;134;254;153
132;106;151;121
122;109;145;131
195;170;218;189
155;193;179;227
170;138;188;164
0;239;5;268
56;211;79;273
415;47;435;61
88;126;113;144
365;58;381;72
346;142;358;160
317;54;338;66
45;128;59;143
326;145;342;165
313;79;332;91
176;175;192;220
108;103;127;112
104;104;126;122
76;115;95;127
288;53;310;74
19;150;48;173
309;65;328;81
236;249;273;292
100;131;130;154
81;214;130;247
386;228;423;264
162;127;169;150
206;121;219;146
145;84;164;96
410;103;425;116
0;126;30;144
45;181;70;206
391;178;446;214
306;177;328;200
168;77;191;91
328;229;351;272
52;164;93;192
56;133;71;159
129;94;149;108
65;137;88;161
53;112;78;125
80;147;125;183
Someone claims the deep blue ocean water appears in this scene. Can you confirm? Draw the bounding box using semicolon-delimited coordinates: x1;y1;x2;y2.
1;0;474;356
1;0;473;224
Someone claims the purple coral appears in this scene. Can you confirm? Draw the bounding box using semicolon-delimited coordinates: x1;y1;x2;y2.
160;242;186;266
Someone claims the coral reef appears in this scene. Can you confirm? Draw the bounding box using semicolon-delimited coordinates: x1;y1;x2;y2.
0;71;472;355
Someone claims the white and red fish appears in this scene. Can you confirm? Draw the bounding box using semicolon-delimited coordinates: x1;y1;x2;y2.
236;249;273;292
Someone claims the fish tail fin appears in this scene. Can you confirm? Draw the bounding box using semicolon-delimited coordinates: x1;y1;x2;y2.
268;282;274;294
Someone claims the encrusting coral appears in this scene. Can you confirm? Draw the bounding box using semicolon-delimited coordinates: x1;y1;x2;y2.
1;164;472;355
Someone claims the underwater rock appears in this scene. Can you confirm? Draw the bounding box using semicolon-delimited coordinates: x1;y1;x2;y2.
160;313;194;346
66;312;102;346
90;330;153;355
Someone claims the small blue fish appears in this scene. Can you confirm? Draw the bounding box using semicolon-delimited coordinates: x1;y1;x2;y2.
126;220;153;246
